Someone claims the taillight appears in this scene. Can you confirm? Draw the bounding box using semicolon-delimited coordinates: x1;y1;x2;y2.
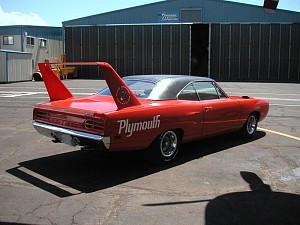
34;109;50;121
85;119;104;130
84;113;106;132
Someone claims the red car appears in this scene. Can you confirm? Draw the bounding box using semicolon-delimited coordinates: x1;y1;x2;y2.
33;62;269;163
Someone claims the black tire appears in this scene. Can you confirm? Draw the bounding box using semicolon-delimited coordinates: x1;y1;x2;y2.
32;73;42;81
146;130;181;164
240;113;258;138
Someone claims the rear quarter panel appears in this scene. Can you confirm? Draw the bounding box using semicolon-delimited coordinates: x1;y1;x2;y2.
104;100;204;151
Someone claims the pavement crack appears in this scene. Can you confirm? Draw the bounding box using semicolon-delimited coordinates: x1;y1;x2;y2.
18;201;62;225
71;200;90;225
100;195;123;225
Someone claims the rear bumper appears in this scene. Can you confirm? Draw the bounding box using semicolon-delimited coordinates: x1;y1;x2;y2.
32;121;110;149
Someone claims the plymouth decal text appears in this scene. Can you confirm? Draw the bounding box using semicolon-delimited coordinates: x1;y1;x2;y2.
117;115;160;137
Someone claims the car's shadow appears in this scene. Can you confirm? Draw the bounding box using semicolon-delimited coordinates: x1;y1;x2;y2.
7;131;265;198
204;171;300;225
143;171;300;225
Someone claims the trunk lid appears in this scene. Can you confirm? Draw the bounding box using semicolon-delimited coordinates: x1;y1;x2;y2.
33;95;117;135
41;95;118;113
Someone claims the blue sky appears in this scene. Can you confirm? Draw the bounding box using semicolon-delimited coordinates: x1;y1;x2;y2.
0;0;299;26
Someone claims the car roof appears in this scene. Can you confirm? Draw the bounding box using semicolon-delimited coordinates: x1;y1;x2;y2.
123;74;213;83
123;75;215;100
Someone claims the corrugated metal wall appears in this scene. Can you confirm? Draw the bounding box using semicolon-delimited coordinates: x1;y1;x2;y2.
210;23;300;82
0;52;7;82
0;50;32;83
65;23;300;82
65;25;190;78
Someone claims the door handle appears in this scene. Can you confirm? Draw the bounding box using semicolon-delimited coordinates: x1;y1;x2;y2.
204;106;212;112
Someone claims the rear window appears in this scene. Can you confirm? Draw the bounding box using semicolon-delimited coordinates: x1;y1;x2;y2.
97;79;156;99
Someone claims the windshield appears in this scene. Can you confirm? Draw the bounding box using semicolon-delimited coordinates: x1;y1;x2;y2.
97;79;156;99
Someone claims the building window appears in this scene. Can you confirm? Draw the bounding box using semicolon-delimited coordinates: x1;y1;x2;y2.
3;36;14;45
39;38;47;47
181;9;202;23
26;36;35;46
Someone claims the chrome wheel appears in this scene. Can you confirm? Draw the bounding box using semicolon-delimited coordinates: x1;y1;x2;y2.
247;115;257;135
160;131;178;158
240;113;258;138
146;130;181;163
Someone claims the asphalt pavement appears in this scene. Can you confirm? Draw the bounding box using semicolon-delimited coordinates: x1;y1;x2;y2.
0;79;299;225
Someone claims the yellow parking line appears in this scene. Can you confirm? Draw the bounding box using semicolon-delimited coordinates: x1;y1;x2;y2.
258;127;300;141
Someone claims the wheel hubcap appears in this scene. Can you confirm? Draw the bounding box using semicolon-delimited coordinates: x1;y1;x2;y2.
160;131;178;157
247;115;257;135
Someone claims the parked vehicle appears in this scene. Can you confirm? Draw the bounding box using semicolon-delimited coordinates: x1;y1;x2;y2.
32;54;76;81
32;62;269;163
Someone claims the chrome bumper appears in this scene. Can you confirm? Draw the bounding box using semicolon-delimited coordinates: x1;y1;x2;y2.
32;121;110;149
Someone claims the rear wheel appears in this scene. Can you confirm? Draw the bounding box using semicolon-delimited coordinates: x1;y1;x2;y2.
241;113;258;138
146;130;181;163
32;73;42;81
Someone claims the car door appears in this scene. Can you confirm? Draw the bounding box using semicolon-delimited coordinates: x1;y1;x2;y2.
193;81;241;137
177;83;204;140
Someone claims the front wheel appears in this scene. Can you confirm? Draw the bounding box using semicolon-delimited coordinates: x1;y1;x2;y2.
240;113;258;138
146;130;181;164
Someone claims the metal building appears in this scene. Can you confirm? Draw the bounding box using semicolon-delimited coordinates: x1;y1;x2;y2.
0;50;32;83
63;0;300;25
0;25;63;82
63;0;300;82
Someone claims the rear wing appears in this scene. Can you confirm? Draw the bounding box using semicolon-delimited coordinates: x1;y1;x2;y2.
38;62;141;110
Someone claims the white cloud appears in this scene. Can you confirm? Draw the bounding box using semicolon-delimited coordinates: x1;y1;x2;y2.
0;6;48;26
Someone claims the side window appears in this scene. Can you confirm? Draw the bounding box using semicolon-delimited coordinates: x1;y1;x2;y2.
178;83;199;101
26;36;35;46
3;36;14;45
214;83;227;98
193;82;219;100
39;38;47;47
